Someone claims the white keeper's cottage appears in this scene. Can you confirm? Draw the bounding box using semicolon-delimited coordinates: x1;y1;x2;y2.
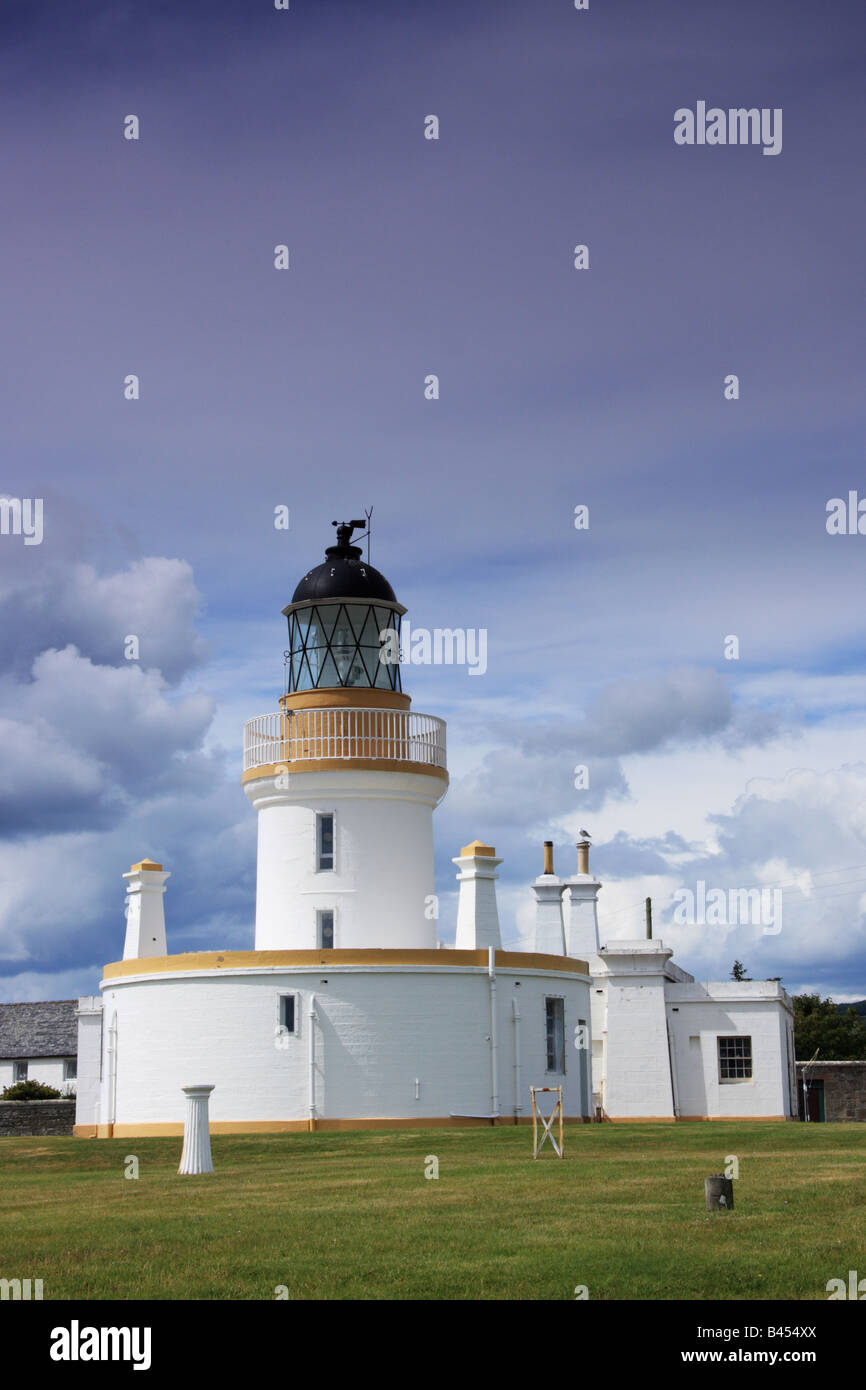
73;521;796;1136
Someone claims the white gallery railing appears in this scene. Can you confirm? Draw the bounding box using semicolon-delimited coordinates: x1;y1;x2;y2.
243;707;447;772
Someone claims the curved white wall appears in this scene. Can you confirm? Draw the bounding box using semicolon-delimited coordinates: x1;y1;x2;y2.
97;962;593;1128
245;769;447;950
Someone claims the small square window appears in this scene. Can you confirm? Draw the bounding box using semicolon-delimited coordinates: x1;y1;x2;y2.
14;1061;28;1083
718;1035;752;1082
317;813;334;871
63;1058;77;1081
318;909;335;950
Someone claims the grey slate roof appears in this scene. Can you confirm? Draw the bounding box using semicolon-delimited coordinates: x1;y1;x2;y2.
0;1000;78;1059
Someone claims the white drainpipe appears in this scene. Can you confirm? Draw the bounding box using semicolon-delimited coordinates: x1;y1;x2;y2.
107;1014;117;1128
308;994;317;1131
666;1017;680;1119
488;948;499;1118
512;995;522;1120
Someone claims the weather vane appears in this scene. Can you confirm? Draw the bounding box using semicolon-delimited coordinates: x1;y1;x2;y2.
331;510;373;564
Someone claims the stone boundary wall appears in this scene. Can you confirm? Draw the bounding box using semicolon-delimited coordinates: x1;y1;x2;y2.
796;1061;866;1121
0;1100;75;1136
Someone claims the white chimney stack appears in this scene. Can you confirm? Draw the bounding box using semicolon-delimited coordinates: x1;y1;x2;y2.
564;839;601;960
122;859;170;960
532;841;566;955
453;841;502;950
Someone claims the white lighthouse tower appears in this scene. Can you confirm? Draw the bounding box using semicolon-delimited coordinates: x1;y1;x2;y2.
242;520;449;950
74;518;596;1137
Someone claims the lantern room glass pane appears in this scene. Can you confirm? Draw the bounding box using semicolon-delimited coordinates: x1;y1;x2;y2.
341;605;370;641
299;649;317;689
286;604;402;692
314;606;340;640
317;652;341;687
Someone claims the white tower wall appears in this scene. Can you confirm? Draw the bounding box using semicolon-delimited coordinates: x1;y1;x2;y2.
245;768;446;950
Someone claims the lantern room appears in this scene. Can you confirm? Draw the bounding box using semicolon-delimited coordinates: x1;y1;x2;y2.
282;520;404;693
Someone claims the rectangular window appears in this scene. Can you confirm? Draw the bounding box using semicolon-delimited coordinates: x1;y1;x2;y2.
14;1061;28;1083
318;909;335;950
545;997;565;1073
718;1035;752;1082
317;813;334;871
279;995;296;1035
63;1058;77;1081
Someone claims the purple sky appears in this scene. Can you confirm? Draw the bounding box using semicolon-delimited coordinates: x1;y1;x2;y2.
1;0;865;1001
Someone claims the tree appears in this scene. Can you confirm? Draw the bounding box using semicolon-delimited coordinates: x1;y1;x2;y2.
731;960;751;981
792;994;866;1061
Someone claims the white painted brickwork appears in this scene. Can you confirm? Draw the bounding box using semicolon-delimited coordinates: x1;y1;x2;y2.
588;946;794;1119
245;769;445;951
666;985;796;1118
95;964;593;1126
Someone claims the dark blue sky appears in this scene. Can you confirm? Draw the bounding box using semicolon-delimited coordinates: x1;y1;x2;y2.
1;0;865;1001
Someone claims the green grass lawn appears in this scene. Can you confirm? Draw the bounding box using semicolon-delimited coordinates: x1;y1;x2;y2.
0;1123;863;1300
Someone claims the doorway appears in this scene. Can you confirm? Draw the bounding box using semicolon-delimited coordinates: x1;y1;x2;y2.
798;1077;825;1121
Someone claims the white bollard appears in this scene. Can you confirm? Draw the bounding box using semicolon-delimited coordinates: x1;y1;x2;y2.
178;1084;215;1175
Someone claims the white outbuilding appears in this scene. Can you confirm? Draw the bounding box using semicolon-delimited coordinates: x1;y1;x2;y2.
531;841;796;1121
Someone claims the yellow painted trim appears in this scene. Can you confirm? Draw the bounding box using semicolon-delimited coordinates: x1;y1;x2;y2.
460;840;496;857
129;859;162;872
101;947;590;980
80;1115;784;1136
603;1115;789;1123
242;759;449;785
84;1115;590;1138
280;689;410;711
675;1115;788;1122
603;1116;677;1123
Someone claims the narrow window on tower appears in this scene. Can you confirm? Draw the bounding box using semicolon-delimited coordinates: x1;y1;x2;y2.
317;909;335;950
316;812;334;871
545;997;566;1073
279;994;297;1035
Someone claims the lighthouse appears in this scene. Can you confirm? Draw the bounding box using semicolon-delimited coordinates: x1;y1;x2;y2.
69;517;795;1137
242;520;449;951
74;518;598;1137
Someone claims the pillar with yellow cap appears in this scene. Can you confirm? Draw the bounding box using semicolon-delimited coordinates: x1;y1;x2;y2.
452;840;502;950
122;859;170;960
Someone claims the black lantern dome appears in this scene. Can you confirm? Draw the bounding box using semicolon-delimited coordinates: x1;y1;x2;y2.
281;520;405;694
289;520;398;606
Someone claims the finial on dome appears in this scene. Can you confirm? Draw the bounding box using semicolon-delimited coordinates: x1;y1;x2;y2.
331;519;367;549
